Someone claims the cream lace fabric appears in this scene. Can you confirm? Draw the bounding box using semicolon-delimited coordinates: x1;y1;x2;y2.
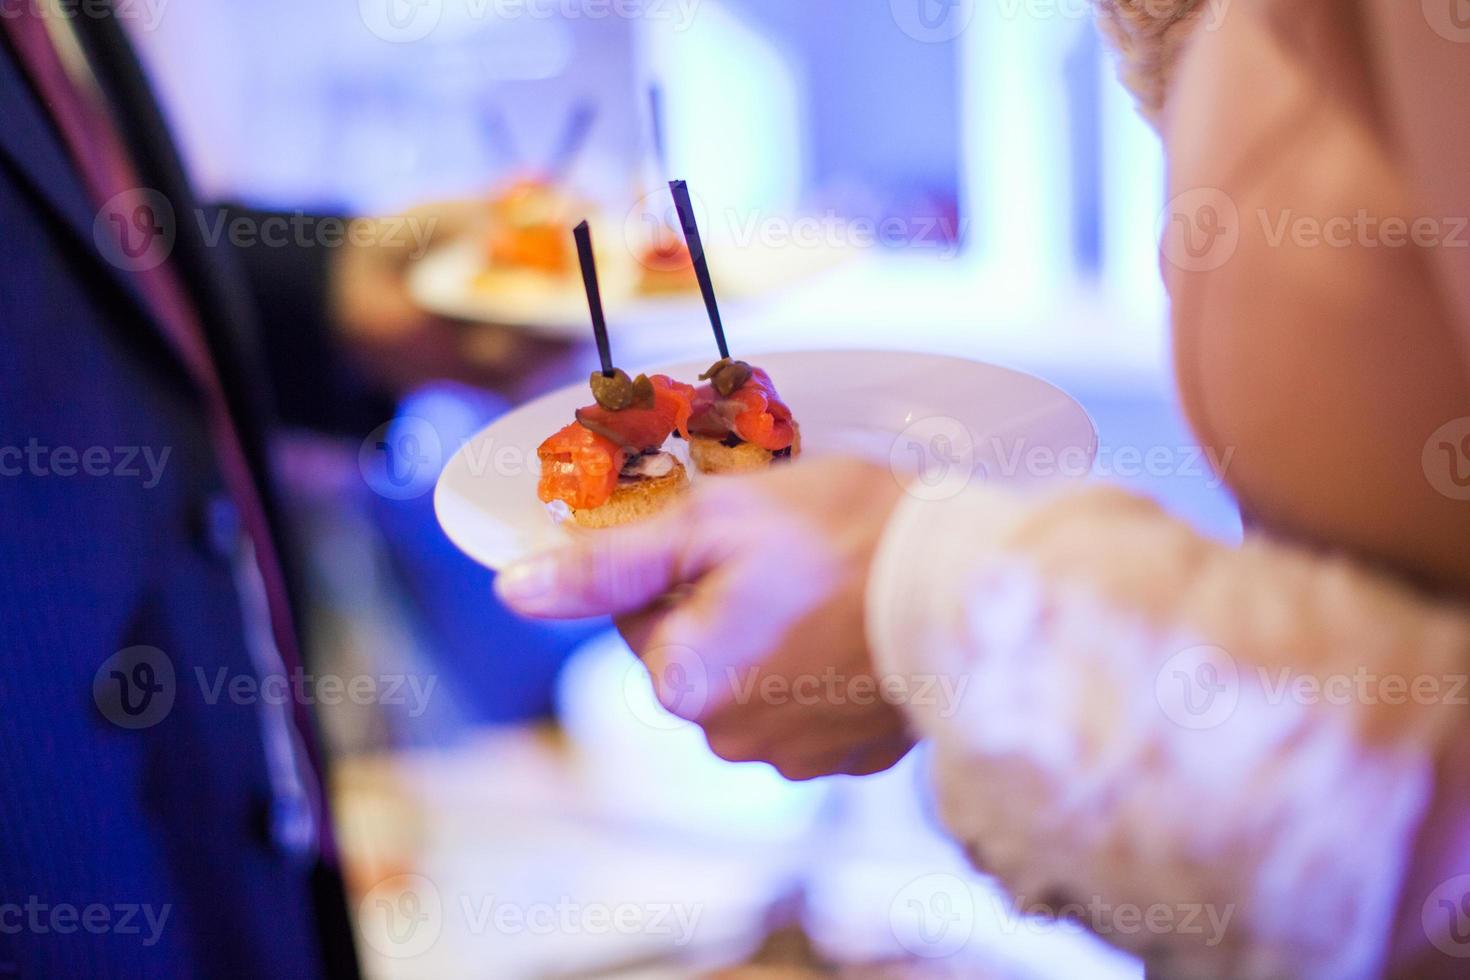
867;485;1470;978
1093;0;1213;127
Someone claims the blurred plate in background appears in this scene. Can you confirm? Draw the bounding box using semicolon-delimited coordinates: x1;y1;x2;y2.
408;232;856;338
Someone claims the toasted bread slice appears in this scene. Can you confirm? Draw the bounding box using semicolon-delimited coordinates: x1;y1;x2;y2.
638;264;696;295
688;424;801;475
570;462;689;528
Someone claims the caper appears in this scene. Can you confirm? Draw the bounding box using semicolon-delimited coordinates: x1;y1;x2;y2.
590;368;634;410
630;373;656;409
700;358;753;397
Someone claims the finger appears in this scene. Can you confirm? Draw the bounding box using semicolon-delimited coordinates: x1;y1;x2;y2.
712;706;913;779
610;585;702;654
494;504;695;619
641;555;811;680
759;733;913;782
836;733;917;777
704;730;770;766
613;609;665;653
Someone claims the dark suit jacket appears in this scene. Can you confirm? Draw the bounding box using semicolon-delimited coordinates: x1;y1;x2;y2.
0;11;369;979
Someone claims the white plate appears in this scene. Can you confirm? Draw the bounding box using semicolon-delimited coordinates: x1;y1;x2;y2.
434;350;1097;571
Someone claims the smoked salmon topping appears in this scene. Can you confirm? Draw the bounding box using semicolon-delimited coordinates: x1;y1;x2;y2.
577;375;694;446
537;375;694;509
687;367;795;452
536;422;622;511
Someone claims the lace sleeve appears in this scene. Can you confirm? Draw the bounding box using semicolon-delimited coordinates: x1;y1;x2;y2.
867;484;1470;978
1094;0;1215;128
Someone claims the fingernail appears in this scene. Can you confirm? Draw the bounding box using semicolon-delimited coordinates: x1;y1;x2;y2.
495;556;556;608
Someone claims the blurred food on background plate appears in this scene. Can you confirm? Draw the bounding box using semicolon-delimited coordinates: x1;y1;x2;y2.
635;222;697;296
482;176;579;278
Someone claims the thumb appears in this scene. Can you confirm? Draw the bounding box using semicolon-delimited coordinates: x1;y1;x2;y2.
494;504;693;619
